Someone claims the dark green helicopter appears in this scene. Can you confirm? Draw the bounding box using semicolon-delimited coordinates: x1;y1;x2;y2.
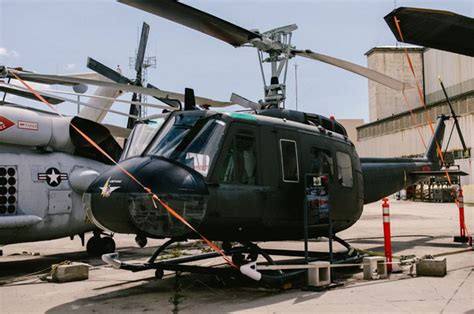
83;1;469;283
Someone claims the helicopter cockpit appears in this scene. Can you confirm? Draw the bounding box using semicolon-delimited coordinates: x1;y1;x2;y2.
122;111;228;178
145;113;227;177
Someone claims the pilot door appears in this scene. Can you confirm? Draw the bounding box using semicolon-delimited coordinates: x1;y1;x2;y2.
305;148;334;225
214;123;264;220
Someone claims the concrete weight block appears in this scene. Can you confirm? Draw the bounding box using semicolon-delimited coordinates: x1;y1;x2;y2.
363;256;387;280
308;261;331;287
416;258;447;277
51;263;89;283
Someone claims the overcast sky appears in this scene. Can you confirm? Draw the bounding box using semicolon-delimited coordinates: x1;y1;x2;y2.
1;0;473;126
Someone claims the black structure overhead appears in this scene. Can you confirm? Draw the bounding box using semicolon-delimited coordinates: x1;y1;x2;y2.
385;7;474;57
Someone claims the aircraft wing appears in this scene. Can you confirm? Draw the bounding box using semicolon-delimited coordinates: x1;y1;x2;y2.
385;7;474;57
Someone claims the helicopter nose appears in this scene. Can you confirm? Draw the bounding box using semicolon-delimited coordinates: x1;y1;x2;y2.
84;157;209;238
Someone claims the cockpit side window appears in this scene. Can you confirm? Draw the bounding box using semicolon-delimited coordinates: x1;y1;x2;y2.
217;133;257;185
309;148;333;177
120;117;166;161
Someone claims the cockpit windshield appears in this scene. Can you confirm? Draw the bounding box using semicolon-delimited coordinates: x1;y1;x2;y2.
145;113;227;177
120;114;168;161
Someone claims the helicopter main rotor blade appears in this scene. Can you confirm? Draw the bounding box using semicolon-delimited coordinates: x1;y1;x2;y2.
1;82;140;120
0;82;65;105
230;93;261;110
41;89;177;111
10;72;186;102
385;7;474;57
118;0;261;47
87;57;132;84
146;82;182;109
293;50;412;92
135;22;150;74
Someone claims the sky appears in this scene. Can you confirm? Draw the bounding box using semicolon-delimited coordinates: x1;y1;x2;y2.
1;0;473;127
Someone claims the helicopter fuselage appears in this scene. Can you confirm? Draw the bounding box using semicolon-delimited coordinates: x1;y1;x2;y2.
86;110;366;241
86;109;446;242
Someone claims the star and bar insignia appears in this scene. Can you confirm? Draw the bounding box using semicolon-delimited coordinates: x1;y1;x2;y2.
38;167;68;187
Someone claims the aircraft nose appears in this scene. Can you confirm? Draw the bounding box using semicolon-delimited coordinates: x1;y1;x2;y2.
84;157;209;238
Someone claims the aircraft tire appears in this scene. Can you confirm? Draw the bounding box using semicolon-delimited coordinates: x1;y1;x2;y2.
86;236;102;256
100;237;116;254
155;269;164;279
135;235;147;248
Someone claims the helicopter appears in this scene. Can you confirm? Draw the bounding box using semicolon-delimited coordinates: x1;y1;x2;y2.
11;1;469;284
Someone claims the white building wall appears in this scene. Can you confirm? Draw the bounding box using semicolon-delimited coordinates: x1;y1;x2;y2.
367;48;423;122
424;49;474;104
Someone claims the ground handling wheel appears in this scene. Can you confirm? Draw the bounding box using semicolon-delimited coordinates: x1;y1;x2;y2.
155;269;164;279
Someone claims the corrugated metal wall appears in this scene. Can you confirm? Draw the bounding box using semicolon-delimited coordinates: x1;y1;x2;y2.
424;49;474;104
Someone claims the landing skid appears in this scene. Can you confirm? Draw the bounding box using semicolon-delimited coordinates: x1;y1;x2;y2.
102;237;362;287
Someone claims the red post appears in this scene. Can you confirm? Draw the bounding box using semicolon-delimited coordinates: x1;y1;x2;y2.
382;198;393;272
458;188;465;238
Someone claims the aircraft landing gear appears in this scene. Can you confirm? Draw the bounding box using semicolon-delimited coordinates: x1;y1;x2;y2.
135;234;148;248
86;231;116;257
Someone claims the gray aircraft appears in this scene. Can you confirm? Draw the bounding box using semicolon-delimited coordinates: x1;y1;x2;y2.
0;71;129;255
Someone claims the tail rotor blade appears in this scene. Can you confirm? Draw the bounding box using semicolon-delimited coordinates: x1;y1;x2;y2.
292;49;412;92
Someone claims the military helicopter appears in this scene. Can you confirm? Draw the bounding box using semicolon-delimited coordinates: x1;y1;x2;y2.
31;1;474;284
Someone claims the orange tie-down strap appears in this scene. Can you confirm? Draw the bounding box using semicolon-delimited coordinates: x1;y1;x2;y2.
394;16;470;239
10;71;238;269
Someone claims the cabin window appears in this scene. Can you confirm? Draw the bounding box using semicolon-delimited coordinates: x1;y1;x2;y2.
280;139;299;182
336;152;353;187
218;134;257;184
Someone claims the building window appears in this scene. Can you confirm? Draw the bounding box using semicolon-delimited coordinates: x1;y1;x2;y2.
336;152;353;187
280;139;299;182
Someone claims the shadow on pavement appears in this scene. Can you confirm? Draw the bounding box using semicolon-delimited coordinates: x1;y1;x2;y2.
45;272;326;313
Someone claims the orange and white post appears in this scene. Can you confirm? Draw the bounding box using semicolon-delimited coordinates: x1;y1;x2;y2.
382;198;393;272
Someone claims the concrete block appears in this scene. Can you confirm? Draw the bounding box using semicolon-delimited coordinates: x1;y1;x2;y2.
416;258;447;277
363;256;387;280
51;263;89;283
308;261;331;287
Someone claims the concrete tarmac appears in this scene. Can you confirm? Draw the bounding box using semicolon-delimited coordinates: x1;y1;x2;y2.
1;199;473;313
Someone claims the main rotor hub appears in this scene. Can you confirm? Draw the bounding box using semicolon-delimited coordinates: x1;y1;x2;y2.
249;24;298;108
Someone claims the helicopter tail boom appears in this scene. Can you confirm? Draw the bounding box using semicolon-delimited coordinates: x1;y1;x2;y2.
360;115;449;204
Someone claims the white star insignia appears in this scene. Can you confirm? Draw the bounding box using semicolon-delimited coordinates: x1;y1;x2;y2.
47;169;60;184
